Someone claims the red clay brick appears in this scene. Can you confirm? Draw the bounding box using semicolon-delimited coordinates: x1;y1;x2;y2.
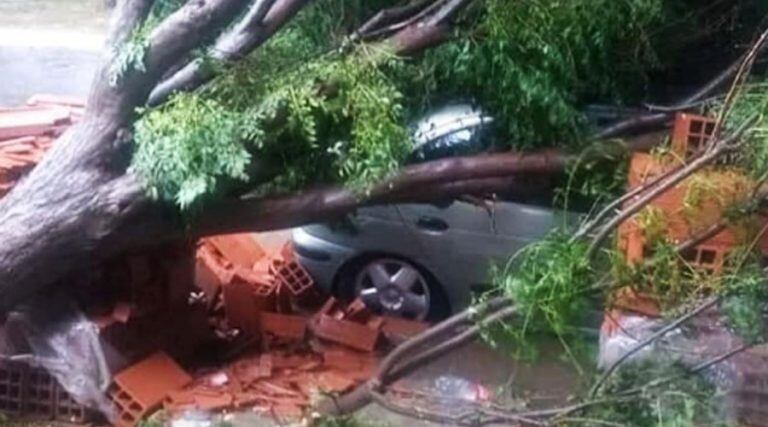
207;234;266;269
322;348;377;380
223;278;276;336
271;260;314;297
313;314;381;352
344;298;371;322
110;352;191;427
381;316;429;340
260;312;308;340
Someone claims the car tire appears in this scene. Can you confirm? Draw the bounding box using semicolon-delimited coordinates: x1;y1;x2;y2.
336;255;450;321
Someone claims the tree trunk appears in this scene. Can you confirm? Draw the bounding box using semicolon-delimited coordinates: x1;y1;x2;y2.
0;117;146;311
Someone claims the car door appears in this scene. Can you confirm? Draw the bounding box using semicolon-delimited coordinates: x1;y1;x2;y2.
488;201;570;261
396;201;501;289
348;205;428;260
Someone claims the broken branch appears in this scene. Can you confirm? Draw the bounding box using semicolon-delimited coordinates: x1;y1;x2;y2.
148;0;311;106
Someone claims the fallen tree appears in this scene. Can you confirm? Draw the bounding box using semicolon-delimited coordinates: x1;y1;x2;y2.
0;0;703;312
1;1;767;424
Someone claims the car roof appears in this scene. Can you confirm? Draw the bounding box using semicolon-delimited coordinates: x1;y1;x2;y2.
412;104;494;147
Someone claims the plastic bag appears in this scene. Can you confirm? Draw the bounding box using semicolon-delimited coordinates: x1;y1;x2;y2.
2;291;115;420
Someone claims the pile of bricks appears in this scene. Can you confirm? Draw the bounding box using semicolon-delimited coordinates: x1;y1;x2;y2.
608;112;768;317
95;233;428;426
0;94;84;197
0;96;428;426
144;233;429;422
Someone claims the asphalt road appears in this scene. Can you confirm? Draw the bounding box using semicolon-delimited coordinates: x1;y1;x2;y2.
0;40;100;107
0;0;105;107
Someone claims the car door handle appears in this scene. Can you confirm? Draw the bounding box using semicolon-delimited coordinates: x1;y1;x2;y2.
416;216;449;232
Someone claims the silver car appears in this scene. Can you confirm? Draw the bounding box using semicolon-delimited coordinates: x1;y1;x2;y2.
292;201;571;320
292;104;574;320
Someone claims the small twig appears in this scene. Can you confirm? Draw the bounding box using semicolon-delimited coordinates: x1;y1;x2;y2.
374;296;510;385
711;27;768;140
675;220;728;254
642;97;716;113
555;417;630;427
621;344;752;395
386;306;517;381
574;151;703;241
589;297;719;398
369;390;481;426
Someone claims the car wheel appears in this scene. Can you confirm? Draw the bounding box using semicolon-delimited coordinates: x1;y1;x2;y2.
340;257;448;321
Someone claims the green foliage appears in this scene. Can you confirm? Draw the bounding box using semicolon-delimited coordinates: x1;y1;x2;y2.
109;0;188;86
580;362;727;426
133;48;410;207
708;82;768;178
132;94;250;209
483;233;594;363
397;0;668;148
721;250;768;344
238;47;410;190
109;21;152;86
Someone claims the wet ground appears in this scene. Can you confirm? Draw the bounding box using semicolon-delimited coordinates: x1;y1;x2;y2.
0;0;105;107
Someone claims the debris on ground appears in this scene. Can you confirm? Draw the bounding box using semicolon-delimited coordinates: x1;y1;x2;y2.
0;98;431;425
0;94;83;197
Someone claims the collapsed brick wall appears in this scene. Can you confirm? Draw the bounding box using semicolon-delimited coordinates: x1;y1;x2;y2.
0;96;429;427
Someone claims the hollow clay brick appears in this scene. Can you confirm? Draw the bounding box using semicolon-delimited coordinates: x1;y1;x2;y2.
208;234;266;269
110;352;191;427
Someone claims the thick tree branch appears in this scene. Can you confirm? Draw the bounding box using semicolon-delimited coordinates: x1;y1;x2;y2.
143;0;253;86
354;0;434;39
106;0;155;47
148;0;311;106
385;0;474;54
88;0;253;121
192;150;570;235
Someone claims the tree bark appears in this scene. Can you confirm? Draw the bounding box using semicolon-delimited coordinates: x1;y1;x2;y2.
0;0;655;314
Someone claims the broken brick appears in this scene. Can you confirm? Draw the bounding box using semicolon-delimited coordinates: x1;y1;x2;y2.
381;316;429;341
223;278;276;337
207;234;266;269
260;312;308;341
322;348;377;379
192;390;234;411
315;371;357;393
344;298;372;322
313;314;381;352
271;260;314;297
109;352;191;427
